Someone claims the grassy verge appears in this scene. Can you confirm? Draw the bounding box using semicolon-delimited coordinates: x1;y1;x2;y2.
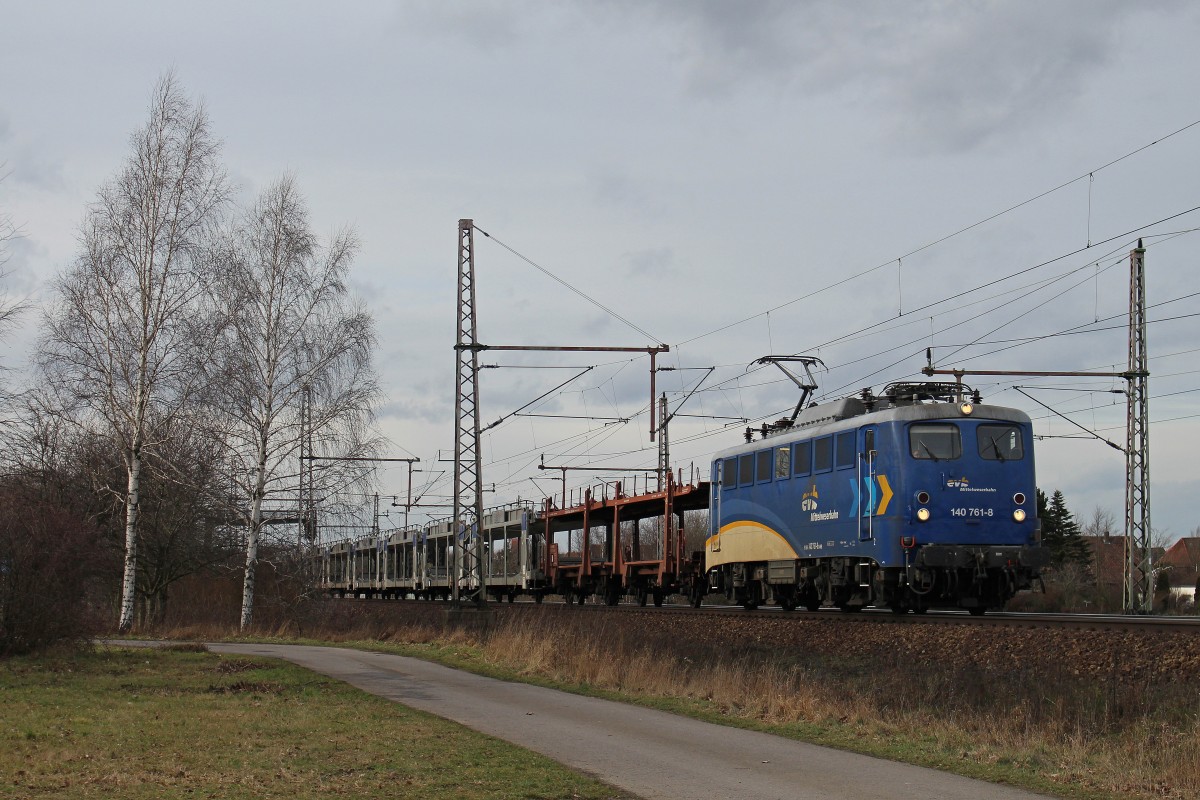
0;644;631;800
134;602;1200;800
150;605;1200;800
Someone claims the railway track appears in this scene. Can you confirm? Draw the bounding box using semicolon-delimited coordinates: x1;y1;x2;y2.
608;604;1200;633
358;595;1200;633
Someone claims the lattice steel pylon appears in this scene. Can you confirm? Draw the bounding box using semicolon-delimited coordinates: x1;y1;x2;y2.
657;394;669;491
453;219;487;607
1124;241;1152;613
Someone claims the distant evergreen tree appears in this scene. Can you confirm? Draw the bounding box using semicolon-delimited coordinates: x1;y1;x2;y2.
1037;488;1092;572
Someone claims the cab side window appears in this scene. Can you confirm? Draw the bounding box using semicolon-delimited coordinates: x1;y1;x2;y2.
738;454;754;486
721;458;737;489
794;441;811;477
775;446;791;479
756;450;773;483
813;436;833;473
835;431;856;469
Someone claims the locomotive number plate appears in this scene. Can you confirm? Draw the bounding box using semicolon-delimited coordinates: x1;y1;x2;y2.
950;507;994;517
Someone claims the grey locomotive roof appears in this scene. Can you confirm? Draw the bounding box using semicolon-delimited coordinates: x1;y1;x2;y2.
714;401;1032;460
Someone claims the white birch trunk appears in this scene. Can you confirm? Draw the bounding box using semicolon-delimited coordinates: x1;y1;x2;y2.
240;449;268;629
117;446;141;632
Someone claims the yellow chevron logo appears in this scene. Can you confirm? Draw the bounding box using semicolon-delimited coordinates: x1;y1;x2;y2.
876;474;893;515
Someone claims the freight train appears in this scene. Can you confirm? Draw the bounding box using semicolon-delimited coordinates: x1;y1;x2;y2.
314;380;1048;614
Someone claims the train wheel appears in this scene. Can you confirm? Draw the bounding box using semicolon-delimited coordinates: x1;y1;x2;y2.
742;601;760;610
534;592;544;604
968;606;986;616
779;598;796;612
690;592;703;609
890;603;907;615
653;591;664;608
803;590;822;612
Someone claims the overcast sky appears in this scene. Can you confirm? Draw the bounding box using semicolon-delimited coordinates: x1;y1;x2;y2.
2;1;1198;539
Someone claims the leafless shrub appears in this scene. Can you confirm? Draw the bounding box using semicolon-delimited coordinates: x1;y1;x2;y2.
0;485;105;655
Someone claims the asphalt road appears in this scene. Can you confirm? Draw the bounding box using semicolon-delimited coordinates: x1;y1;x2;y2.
190;642;1047;800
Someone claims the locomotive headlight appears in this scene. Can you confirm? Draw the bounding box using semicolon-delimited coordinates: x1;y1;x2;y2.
959;401;974;416
916;507;931;522
1013;509;1027;523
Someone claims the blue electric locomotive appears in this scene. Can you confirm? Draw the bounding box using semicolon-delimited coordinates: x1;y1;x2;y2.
705;380;1048;614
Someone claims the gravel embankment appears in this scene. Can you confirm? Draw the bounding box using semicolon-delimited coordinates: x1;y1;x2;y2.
327;600;1200;685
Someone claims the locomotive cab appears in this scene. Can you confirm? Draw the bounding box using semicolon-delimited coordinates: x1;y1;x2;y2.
885;401;1047;613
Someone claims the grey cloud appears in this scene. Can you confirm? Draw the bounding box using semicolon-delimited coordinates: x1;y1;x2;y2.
377;391;449;426
400;0;526;50
881;3;1124;152
639;0;841;95
1;108;65;189
622;0;1157;152
623;247;674;278
8;147;66;191
591;168;662;217
1;236;44;294
578;312;615;339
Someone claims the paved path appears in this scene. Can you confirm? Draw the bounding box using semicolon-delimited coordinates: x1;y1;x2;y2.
177;642;1048;800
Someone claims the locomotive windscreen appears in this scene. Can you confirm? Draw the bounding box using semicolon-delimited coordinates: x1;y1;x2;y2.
977;424;1024;461
909;423;961;460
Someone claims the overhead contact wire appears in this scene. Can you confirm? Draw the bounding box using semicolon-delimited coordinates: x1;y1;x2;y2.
473;225;664;345
676;118;1200;348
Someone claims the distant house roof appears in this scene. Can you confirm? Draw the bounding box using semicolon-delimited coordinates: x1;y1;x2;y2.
1160;538;1200;587
1081;535;1127;588
1078;535;1171;587
1161;537;1200;567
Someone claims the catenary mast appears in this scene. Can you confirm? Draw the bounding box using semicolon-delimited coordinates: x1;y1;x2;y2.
1124;241;1152;613
452;219;487;606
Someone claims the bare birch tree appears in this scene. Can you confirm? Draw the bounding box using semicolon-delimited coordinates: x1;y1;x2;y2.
38;74;228;632
208;174;377;630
